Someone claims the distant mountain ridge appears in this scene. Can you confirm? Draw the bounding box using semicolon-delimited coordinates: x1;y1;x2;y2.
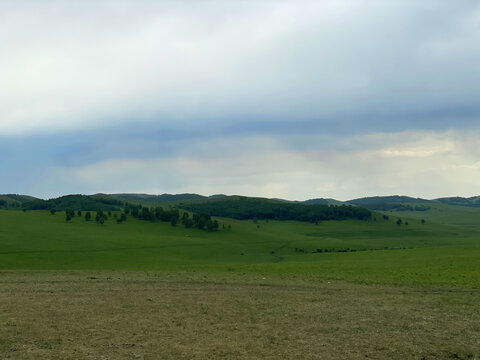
0;194;39;209
435;196;480;207
303;198;347;206
346;195;480;210
107;193;227;203
2;193;480;211
21;194;123;211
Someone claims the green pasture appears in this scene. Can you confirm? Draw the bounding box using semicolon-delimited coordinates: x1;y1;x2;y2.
0;209;479;286
384;202;480;225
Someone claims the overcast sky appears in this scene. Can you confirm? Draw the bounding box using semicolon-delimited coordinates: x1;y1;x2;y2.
1;0;479;200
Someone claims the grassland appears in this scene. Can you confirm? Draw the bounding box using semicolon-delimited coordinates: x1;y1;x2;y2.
0;210;479;286
1;271;479;360
1;206;479;359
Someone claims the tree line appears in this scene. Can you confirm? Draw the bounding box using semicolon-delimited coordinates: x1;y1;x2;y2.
58;203;221;232
125;204;220;231
22;195;123;211
178;197;372;222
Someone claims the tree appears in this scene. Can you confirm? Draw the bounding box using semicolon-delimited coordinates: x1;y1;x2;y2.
140;207;153;221
85;211;91;221
131;207;139;217
184;218;194;228
205;220;215;232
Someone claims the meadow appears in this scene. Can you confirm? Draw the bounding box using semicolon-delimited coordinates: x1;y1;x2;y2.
0;209;479;286
1;206;479;359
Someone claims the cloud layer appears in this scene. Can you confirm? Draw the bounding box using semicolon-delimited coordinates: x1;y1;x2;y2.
3;129;478;200
1;1;479;199
1;1;480;135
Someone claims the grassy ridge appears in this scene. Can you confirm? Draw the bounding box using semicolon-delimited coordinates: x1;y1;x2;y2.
1;209;479;286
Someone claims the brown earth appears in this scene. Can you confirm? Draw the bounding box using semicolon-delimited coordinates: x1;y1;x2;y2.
0;271;479;359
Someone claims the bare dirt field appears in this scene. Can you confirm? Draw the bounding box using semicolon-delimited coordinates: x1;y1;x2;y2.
0;271;478;359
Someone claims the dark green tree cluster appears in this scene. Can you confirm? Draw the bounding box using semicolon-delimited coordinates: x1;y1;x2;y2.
178;197;371;223
65;208;75;222
22;195;123;212
95;210;108;225
0;200;22;209
191;213;219;231
126;203;219;232
116;213;127;224
127;204;180;225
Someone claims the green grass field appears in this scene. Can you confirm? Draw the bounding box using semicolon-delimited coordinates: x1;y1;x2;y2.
1;209;479;286
1;207;480;359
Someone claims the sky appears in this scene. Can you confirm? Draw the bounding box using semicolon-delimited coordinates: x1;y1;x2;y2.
1;0;480;201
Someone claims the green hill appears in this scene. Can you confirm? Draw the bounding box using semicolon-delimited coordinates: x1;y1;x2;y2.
303;198;346;206
0;194;39;209
108;193;208;203
347;195;431;211
177;196;372;222
435;196;480;207
22;194;124;211
105;193;228;205
0;206;479;286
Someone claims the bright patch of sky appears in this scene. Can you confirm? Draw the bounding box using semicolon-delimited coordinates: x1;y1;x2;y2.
1;1;479;199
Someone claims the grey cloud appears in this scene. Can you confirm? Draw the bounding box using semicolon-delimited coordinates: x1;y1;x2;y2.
0;1;479;135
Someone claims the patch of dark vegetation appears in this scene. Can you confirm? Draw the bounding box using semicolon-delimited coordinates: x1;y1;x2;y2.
110;193;207;203
178;196;372;222
0;194;38;209
295;247;412;254
106;193;227;204
22;195;123;212
126;204;220;232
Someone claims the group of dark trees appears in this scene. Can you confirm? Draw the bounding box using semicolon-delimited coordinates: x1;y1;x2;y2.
22;195;123;212
62;208;127;224
125;204;220;231
0;194;36;209
0;200;25;209
48;200;221;231
178;197;372;223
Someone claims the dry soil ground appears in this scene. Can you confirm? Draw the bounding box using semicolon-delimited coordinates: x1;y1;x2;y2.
0;271;479;360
